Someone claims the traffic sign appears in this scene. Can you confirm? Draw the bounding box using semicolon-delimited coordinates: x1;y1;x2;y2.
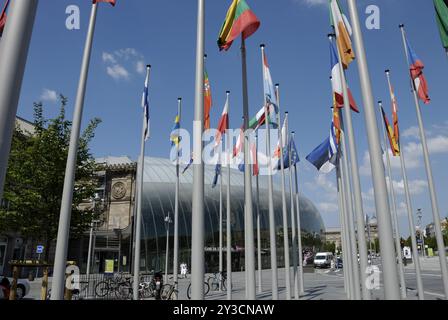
417;239;423;244
36;245;44;254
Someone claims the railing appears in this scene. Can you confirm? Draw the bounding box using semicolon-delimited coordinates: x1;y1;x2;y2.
72;273;153;300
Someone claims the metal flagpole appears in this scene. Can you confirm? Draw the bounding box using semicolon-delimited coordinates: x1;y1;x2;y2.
219;146;223;291
133;65;151;300
336;165;350;299
255;131;263;293
384;69;424;298
260;45;278;300
275;86;291;301
292;132;305;296
225;91;232;300
165;212;171;282
191;0;205;300
287;127;299;300
51;3;99;300
241;36;256;301
339;114;361;300
339;150;355;299
377;101;407;299
330;33;370;300
347;0;401;299
0;0;38;200
399;24;448;299
173;98;182;293
398;133;425;300
86;222;94;281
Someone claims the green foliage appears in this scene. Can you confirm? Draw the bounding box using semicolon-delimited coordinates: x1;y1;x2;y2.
0;96;101;258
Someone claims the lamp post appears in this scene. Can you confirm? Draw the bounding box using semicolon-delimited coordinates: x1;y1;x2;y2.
164;213;173;282
86;193;103;281
417;209;425;257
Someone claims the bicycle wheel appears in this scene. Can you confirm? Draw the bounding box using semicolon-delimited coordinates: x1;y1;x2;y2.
203;282;210;296
95;281;110;298
187;283;192;300
168;289;178;300
160;284;172;300
116;282;132;300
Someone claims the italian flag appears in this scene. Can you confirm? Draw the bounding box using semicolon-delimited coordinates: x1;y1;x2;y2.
434;0;448;49
218;0;260;51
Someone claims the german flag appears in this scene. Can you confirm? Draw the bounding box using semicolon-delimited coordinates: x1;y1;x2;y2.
381;106;400;157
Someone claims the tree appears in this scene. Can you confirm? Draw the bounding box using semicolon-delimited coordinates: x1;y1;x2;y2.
0;96;101;261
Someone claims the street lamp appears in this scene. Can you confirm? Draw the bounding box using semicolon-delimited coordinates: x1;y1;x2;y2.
416;209;425;257
164;213;173;282
86;193;104;281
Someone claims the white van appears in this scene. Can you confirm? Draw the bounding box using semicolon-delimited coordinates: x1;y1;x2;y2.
313;252;334;269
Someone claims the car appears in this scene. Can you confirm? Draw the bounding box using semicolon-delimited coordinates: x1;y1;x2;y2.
336;258;343;269
0;277;30;299
313;252;334;269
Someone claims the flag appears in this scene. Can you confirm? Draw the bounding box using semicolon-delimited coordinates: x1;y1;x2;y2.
182;154;194;174
262;48;278;107
170;114;181;147
93;0;116;6
249;103;278;130
204;66;212;130
332;105;342;146
142;67;150;141
273;117;287;171
233;125;244;157
0;0;9;38
218;0;260;51
306;122;339;173
387;81;400;152
282;135;300;170
405;36;430;104
329;0;355;69
238;143;259;176
215;94;229;147
330;41;359;113
434;0;448;49
381;106;400;157
212;164;222;188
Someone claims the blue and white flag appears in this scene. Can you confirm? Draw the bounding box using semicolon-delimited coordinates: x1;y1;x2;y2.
142;66;150;141
306;123;338;173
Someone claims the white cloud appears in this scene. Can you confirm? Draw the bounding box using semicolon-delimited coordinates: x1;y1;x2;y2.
102;48;145;80
40;89;58;103
106;64;130;80
102;52;117;64
296;0;328;6
318;202;339;213
136;60;146;75
401;126;420;140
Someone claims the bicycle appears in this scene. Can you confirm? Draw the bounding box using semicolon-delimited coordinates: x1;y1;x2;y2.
160;277;178;300
94;273;132;299
208;272;227;291
186;281;210;300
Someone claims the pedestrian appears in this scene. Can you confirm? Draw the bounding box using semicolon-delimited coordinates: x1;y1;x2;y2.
0;277;10;300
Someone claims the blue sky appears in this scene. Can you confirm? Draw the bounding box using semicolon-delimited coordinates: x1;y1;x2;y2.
16;0;448;235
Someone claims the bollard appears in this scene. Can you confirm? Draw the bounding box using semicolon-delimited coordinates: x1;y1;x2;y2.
8;266;19;300
41;267;49;300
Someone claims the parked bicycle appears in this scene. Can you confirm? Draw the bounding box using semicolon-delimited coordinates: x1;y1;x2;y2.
94;273;133;299
186;281;210;300
160;277;178;300
208;272;227;291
